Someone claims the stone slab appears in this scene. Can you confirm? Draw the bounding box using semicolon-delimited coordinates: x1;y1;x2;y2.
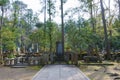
32;65;90;80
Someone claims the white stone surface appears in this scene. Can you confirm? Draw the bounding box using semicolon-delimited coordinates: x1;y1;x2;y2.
32;65;90;80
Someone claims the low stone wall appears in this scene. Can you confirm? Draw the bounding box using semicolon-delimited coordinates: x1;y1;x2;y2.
28;54;49;65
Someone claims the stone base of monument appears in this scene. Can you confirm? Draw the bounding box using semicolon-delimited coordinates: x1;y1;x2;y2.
11;63;28;68
55;55;65;63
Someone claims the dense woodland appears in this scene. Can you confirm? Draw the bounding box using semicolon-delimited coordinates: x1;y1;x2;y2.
0;0;120;63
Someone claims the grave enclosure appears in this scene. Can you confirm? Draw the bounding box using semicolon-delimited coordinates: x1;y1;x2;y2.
3;41;79;66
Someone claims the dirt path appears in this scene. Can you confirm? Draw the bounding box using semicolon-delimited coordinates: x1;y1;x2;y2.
0;66;38;80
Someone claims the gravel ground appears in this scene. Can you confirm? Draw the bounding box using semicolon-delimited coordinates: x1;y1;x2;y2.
80;63;120;80
0;66;38;80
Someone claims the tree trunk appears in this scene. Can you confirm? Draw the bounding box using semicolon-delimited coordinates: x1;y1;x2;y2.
118;0;120;20
100;0;111;60
109;0;111;19
13;8;17;28
90;1;95;32
44;0;47;50
61;0;64;55
108;0;112;51
0;6;4;64
48;0;52;53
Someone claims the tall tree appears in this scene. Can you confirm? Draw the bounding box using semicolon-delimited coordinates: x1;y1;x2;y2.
78;0;95;32
12;1;27;28
61;0;64;54
24;9;33;32
44;0;47;50
118;0;120;20
90;0;95;32
0;0;9;64
47;0;56;53
48;0;52;53
100;0;110;59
